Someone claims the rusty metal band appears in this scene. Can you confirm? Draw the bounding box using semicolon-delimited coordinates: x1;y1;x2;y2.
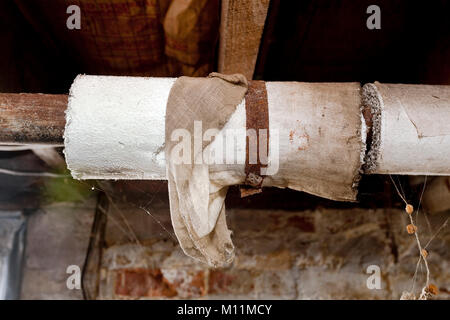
240;80;270;197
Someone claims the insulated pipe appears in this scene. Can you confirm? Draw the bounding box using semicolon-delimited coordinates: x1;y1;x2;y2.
362;82;450;176
0;93;67;144
65;76;174;180
1;76;450;178
63;75;364;205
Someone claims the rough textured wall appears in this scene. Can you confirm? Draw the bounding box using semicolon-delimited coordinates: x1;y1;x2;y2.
21;200;95;299
97;198;449;300
18;185;448;300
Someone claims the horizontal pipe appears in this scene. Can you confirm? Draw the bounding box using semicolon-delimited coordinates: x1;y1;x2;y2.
362;82;450;176
0;93;67;144
63;75;365;201
1;79;450;178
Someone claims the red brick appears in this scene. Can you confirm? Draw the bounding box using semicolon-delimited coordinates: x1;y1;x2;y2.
115;269;177;298
189;271;206;295
161;269;206;298
208;270;255;295
287;216;315;232
208;271;234;294
236;250;292;270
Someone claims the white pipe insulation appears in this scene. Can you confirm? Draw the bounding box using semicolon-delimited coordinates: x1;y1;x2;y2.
65;75;364;201
65;75;174;180
64;75;450;198
362;82;450;176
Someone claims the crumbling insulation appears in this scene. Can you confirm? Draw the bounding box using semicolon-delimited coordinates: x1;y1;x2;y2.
362;82;450;175
361;83;383;173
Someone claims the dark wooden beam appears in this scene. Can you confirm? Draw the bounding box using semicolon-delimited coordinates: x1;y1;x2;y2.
218;0;270;79
0;93;67;144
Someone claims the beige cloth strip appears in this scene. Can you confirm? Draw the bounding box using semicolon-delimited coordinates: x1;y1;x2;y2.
165;73;248;267
164;78;363;266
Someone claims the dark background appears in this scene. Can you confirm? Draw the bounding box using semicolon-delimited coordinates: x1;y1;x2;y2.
256;0;450;84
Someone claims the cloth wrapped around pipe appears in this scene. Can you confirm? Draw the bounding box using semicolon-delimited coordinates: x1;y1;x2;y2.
64;74;450;266
65;74;364;266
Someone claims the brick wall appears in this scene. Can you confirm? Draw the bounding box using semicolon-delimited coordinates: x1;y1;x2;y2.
97;200;450;300
19;184;449;300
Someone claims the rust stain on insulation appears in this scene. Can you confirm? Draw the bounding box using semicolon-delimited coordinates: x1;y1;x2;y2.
296;133;309;150
289;120;309;151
